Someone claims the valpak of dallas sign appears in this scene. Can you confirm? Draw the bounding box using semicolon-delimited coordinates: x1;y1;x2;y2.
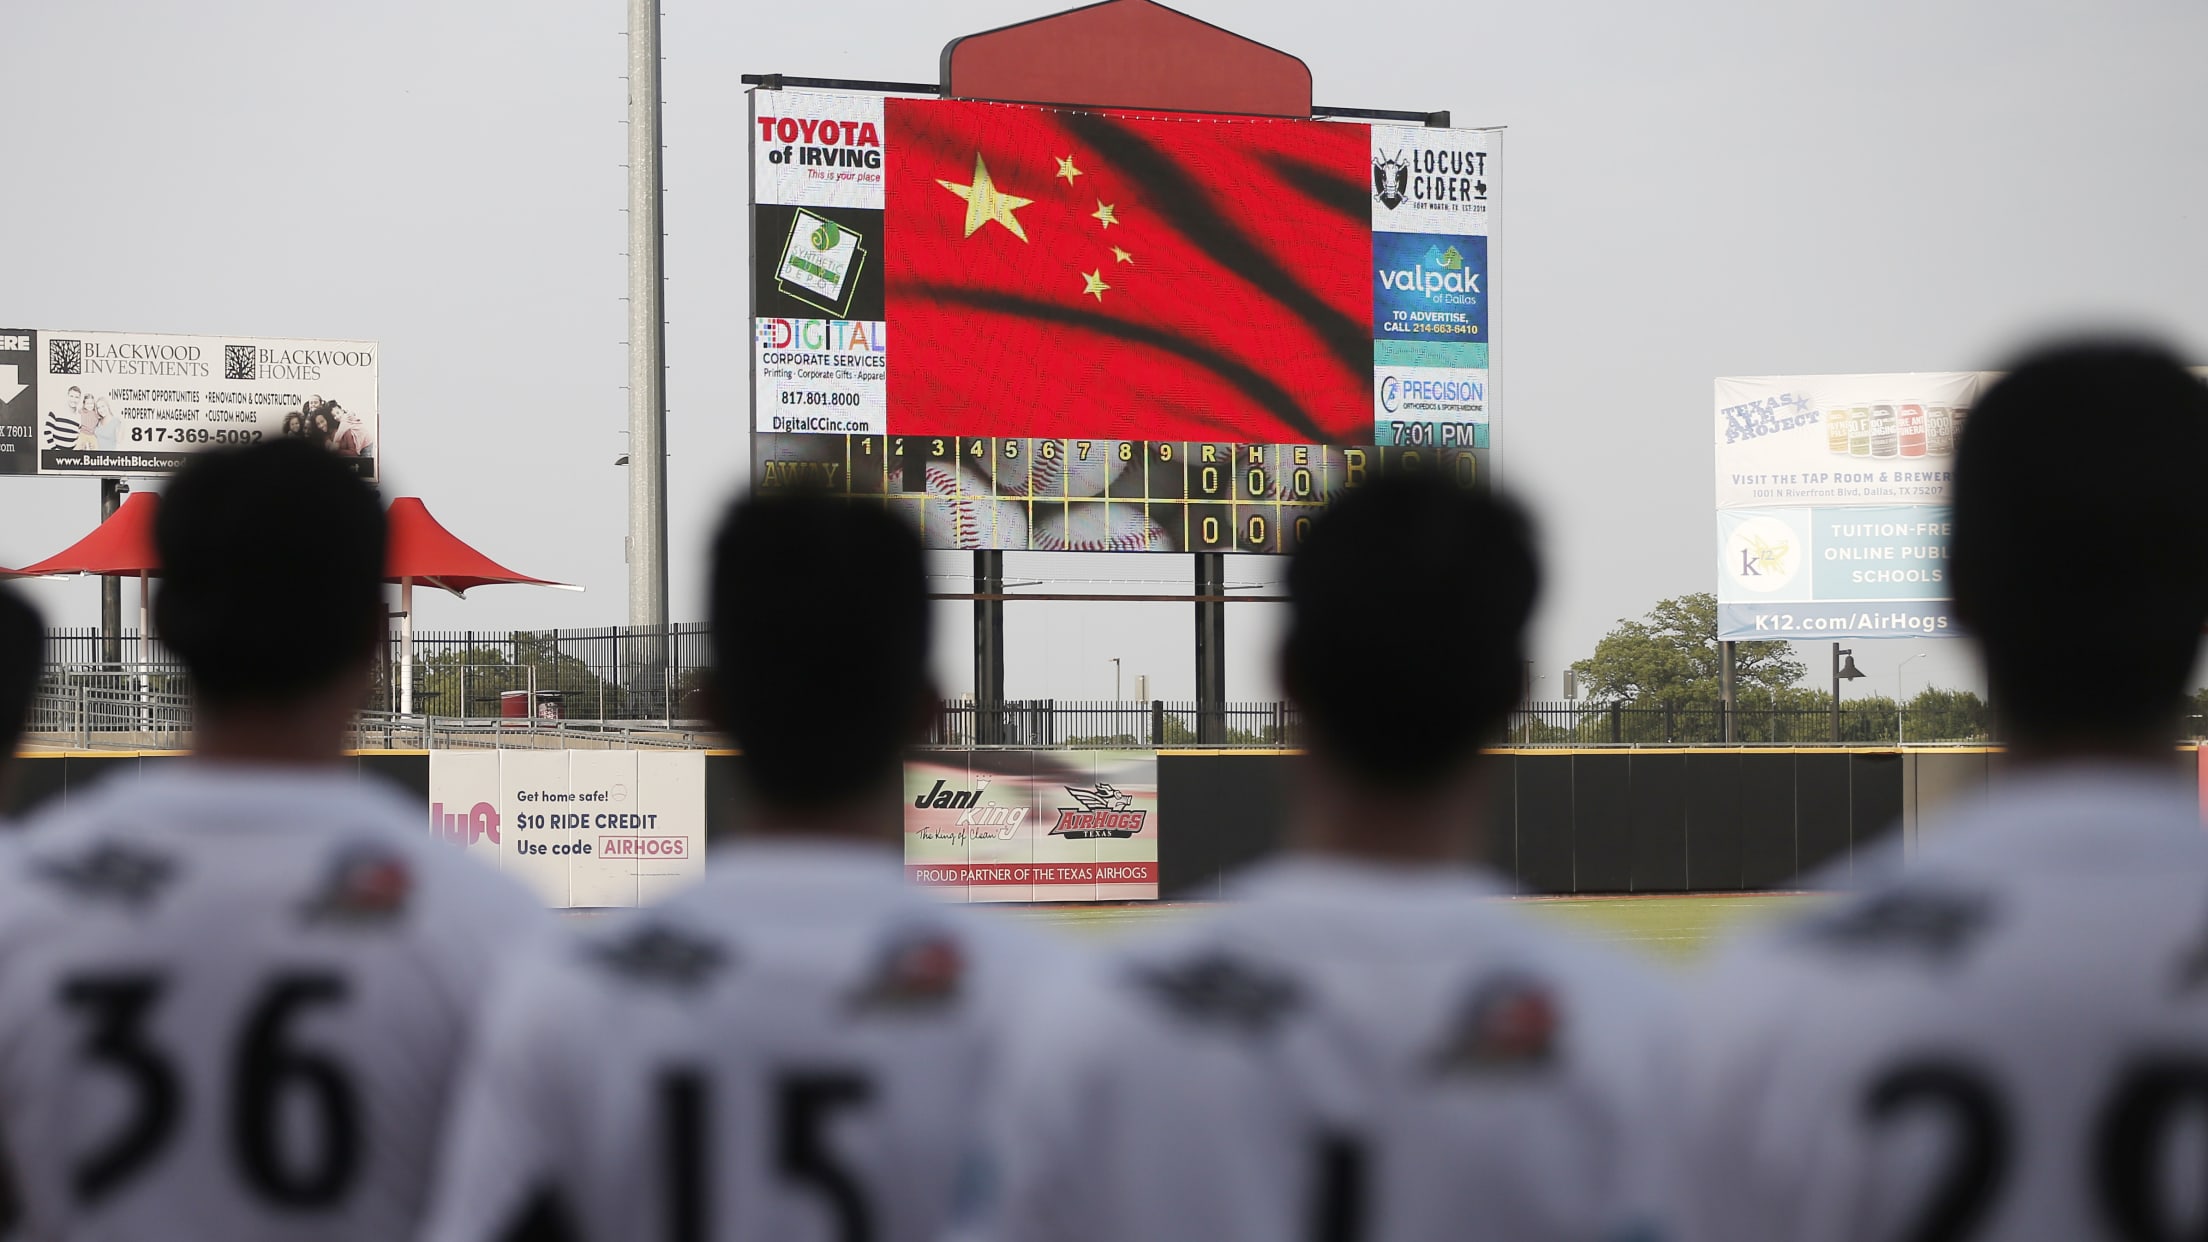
0;329;377;479
1715;372;1989;640
427;751;706;908
905;749;1159;903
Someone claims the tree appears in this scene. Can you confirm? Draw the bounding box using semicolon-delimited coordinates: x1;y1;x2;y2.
1569;593;1803;708
1903;688;1988;742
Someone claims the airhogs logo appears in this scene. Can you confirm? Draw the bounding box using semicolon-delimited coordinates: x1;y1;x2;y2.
1050;783;1148;839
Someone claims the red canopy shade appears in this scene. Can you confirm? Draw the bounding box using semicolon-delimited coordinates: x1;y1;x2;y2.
16;491;162;577
385;496;569;594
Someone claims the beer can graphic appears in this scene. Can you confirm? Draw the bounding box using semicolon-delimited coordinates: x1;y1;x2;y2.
1849;406;1872;456
1926;405;1955;456
1870;404;1899;458
1950;406;1970;445
1825;408;1851;455
1898;403;1927;457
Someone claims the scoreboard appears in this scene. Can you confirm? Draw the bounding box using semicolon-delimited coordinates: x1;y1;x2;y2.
758;434;1480;553
749;88;1500;552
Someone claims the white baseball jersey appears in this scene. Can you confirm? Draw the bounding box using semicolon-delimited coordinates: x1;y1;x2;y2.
422;838;1063;1242
1686;764;2208;1242
957;855;1686;1242
0;762;547;1241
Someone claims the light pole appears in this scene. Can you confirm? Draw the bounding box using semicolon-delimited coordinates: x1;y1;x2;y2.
1897;650;1928;743
1831;643;1866;743
1111;657;1122;703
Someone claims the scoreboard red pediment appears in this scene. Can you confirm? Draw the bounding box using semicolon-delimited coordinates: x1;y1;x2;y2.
941;0;1312;118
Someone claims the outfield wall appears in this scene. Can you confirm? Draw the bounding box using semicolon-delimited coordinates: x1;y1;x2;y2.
5;747;2196;901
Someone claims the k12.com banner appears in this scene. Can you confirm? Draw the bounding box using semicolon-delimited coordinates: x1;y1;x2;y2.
1713;372;1990;640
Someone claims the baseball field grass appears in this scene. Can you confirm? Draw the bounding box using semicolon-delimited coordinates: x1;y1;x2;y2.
1015;892;1820;962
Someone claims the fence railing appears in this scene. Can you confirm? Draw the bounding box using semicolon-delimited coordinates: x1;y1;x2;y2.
11;626;2126;751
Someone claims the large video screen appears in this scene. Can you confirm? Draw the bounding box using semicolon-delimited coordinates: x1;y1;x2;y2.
749;89;1498;552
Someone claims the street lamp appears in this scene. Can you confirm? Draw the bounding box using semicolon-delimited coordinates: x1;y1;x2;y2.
1831;643;1866;743
1110;657;1122;703
1897;650;1928;743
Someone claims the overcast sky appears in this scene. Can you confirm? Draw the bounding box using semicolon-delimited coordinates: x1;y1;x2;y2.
7;0;2205;704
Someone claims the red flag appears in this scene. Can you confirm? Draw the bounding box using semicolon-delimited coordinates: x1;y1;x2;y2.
885;99;1372;445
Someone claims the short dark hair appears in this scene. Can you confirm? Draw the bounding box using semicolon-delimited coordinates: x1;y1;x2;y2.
0;585;44;761
708;491;931;812
1283;471;1540;792
1952;341;2208;741
155;439;386;706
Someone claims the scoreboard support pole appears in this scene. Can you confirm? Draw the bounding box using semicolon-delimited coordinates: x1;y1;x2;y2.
99;479;123;666
1195;552;1227;744
975;550;1006;744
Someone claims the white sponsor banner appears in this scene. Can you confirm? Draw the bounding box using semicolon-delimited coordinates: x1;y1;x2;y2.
1714;372;1986;510
754;317;888;434
752;90;886;209
1370;126;1495;236
426;750;707;908
24;329;378;478
1374;365;1489;449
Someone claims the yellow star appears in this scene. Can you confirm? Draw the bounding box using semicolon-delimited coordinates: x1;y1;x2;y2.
1055;155;1083;184
1081;269;1110;301
937;153;1033;241
1110;245;1134;264
1092;200;1119;228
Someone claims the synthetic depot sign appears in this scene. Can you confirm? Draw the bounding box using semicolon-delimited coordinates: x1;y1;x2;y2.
905;749;1159;902
750;88;1498;552
0;328;378;479
1714;372;1986;640
427;750;706;908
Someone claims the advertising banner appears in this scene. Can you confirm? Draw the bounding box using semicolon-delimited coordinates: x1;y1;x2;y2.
751;88;1499;552
1714;372;1985;639
0;328;377;479
427;750;706;908
905;749;1159;903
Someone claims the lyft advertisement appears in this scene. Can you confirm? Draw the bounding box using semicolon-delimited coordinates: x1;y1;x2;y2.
427;750;706;908
905;749;1159;903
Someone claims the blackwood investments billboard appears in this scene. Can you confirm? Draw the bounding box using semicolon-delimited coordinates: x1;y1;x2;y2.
1713;372;1987;640
749;88;1499;552
0;328;378;479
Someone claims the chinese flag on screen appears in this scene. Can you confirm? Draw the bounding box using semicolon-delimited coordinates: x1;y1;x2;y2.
885;99;1372;444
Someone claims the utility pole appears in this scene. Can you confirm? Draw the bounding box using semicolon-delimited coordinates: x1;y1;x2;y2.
1719;639;1736;743
625;0;669;675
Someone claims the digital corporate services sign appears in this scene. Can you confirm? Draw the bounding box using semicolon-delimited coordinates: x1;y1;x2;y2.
1714;372;1987;640
749;88;1500;553
0;329;378;479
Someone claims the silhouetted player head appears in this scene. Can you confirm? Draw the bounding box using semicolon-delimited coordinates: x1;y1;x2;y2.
0;584;44;772
1284;471;1540;794
709;491;931;815
156;439;386;708
1953;341;2208;748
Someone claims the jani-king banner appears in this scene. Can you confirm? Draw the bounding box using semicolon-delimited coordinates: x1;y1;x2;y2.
1714;372;1989;640
905;749;1160;902
427;751;706;908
